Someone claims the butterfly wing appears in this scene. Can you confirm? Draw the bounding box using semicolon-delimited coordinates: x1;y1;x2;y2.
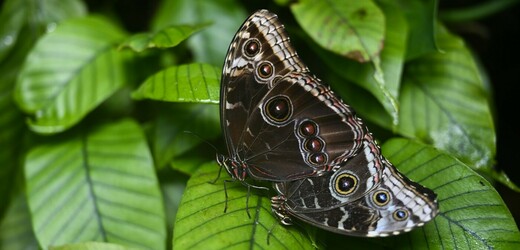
220;9;308;159
273;146;438;236
221;10;366;181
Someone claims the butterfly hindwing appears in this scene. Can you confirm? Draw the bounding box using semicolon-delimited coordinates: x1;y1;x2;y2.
272;137;438;236
275;134;384;210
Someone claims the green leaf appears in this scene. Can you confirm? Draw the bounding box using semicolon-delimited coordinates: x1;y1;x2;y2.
25;119;166;249
14;15;131;134
173;162;317;249
150;103;220;169
132;63;220;103
0;0;86;62
398;25;501;182
151;0;247;65
291;0;385;63
397;0;438;60
381;138;520;249
119;23;209;52
311;0;407;127
0;190;39;249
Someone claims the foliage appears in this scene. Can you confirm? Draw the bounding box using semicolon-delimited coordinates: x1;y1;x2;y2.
0;0;519;249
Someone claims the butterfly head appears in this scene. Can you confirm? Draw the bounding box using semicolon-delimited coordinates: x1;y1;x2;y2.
216;154;247;181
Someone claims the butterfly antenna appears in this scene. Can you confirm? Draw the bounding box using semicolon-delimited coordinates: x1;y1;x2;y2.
183;130;225;184
183;130;220;154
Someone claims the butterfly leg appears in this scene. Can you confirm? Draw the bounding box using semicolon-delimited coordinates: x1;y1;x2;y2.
211;154;227;184
245;185;252;218
240;182;269;219
223;179;232;213
270;195;293;225
210;166;223;184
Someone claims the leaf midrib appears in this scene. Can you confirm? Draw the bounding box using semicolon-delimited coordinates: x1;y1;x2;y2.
82;133;107;241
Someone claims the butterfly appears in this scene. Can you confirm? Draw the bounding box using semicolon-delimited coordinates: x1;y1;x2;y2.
217;9;438;236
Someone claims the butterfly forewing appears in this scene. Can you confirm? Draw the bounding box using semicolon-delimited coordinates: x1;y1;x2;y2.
221;10;307;159
220;10;366;181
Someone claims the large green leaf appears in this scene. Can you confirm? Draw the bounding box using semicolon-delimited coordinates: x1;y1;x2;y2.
24;119;166;249
173;162;317;249
381;138;520;249
14;15;131;134
119;23;209;53
0;0;86;62
291;0;385;63
132;63;220;103
151;0;247;65
397;25;509;188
